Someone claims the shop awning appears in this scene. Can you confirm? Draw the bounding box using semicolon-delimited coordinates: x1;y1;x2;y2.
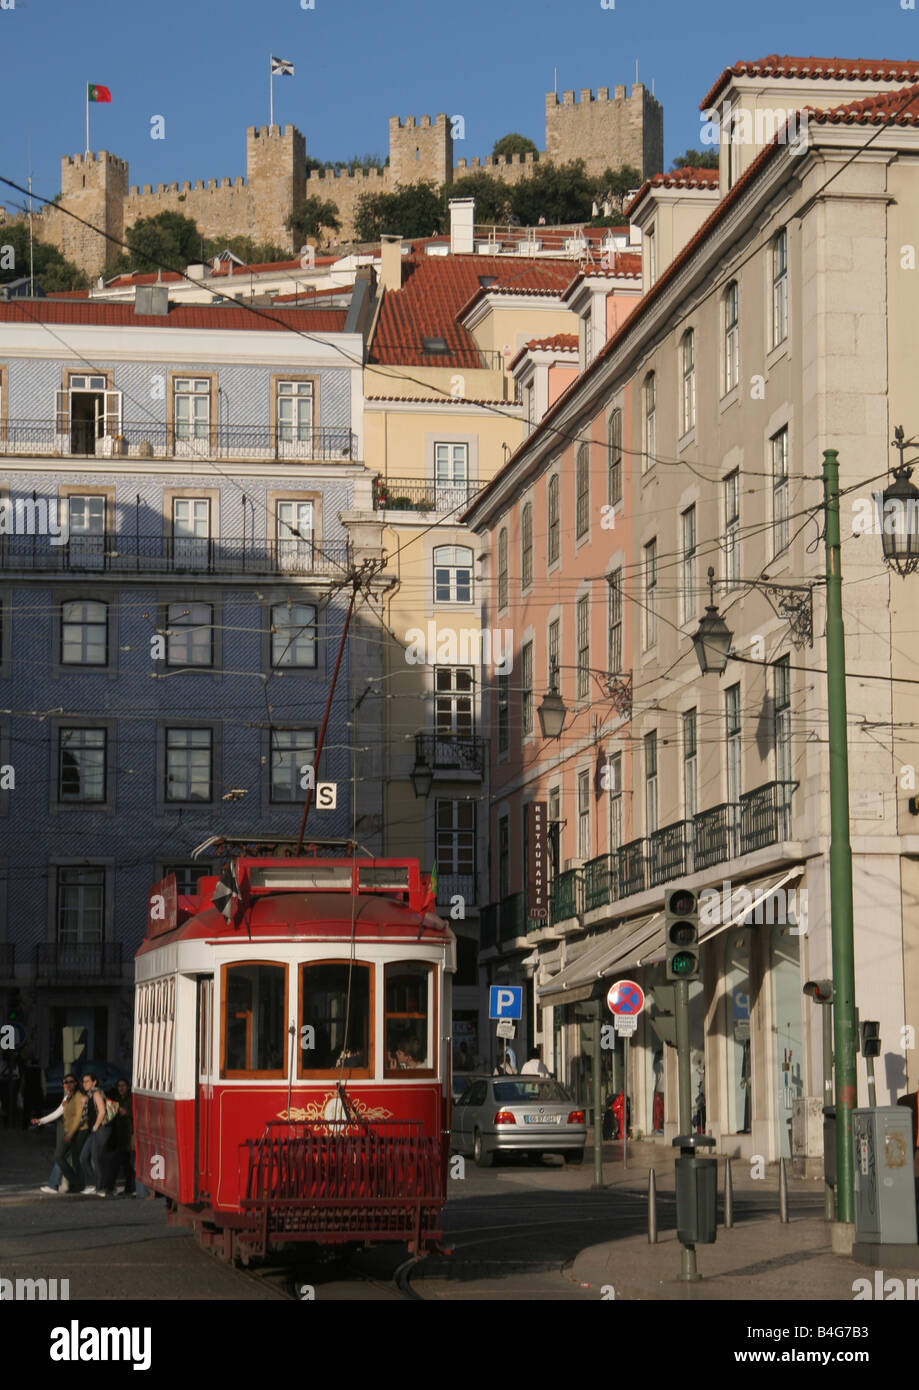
536;912;660;1007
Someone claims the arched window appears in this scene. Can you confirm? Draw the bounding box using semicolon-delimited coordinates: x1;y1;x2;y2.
434;545;473;604
680;331;695;435
723;282;739;392
497;530;508;610
521;502;533;589
607;409;622;507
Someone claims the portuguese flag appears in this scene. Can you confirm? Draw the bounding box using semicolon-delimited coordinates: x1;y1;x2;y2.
87;83;112;103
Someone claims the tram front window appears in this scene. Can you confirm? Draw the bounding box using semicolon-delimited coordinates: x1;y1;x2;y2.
299;962;371;1076
223;963;286;1077
385;963;433;1074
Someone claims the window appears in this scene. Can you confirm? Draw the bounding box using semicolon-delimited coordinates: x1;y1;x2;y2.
607;751;622;853
58;727;106;802
385;963;433;1072
548;618;559;688
525;383;535;430
775;656;792;834
583;311;593;366
726;684;742;842
276;499;314;571
435;442;469;506
172;498;210;567
271;601;317;668
576;595;590;698
436;799;476;880
607;569;622;674
647;225;657;285
724;470;740;586
497;674;509;754
683;710;697;824
435;667;473;738
67;495;105;569
724;282;739;392
222;963;286;1077
577;768;591;860
299;962;371;1075
174;378;210;441
276;380;313;442
498;815;510;898
576;445;590;538
496;529;508;610
643;539;657;649
165;728;212;802
772;427;789;555
57;866;104;944
421;336;448;355
548;785;561;880
61;600;107;665
547;474;560;565
270;728;316;802
680;330;696;434
772;229;788;347
166;601;213;667
521;640;533;736
643;372;656;471
645;730;658;836
521;502;533;588
434;545;473;603
608;409;622;507
162;863;205;896
681;505;696;625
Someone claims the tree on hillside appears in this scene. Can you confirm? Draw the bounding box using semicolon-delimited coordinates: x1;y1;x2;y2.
204;234;287;264
595;165;642;212
0;224;88;291
354;182;443;242
286;197;341;246
508;159;596;226
111;211;204;273
670;149;719;170
492;132;539;159
446;171;512;223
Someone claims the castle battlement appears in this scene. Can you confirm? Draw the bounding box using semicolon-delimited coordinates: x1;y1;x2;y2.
247;124;299;140
305;166;388;183
546;82;650;109
456;151;540;171
63;150;129;172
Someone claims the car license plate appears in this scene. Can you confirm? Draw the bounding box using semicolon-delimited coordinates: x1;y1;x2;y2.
524;1114;559;1124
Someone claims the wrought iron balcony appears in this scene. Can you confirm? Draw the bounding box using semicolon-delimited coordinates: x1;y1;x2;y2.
35;942;123;982
480;904;498;951
617;840;647;899
693;803;736;871
498;891;525;943
414;732;487;776
373;477;486;514
740;782;795;854
0;420;359;463
647;821;689;888
583;854;611;913
1;533;353;577
550;868;583;925
435;872;477;911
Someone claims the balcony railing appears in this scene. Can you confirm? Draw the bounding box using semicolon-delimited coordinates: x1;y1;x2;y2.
480;781;798;938
436;872;477;910
415;732;487;776
35;942;123;981
480;904;498;951
1;533;352;577
0;943;15;981
373;477;486;514
0;420;358;463
498;892;525;944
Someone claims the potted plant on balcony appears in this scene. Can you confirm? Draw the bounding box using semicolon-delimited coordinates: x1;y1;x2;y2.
390;496;414;510
415;498;435;513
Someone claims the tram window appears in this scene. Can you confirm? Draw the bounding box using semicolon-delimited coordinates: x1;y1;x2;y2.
299;962;372;1076
222;963;286;1077
384;963;433;1074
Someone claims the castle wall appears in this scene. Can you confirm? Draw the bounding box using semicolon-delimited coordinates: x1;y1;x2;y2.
545;84;663;180
303;165;390;245
454;151;540;187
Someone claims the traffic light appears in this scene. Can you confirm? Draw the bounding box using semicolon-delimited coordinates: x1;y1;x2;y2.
665;886;699;981
859;1020;881;1057
7;989;21;1022
803;979;834;1005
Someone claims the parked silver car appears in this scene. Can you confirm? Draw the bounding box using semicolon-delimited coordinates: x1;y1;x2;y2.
450;1075;586;1167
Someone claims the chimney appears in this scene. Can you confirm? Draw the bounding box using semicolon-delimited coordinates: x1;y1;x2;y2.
449;197;475;255
380;235;403;292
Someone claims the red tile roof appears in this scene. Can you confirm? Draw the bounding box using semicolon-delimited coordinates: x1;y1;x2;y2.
626;167;720;217
701;55;919;111
370;252;579;367
810;82;919;126
0;300;348;333
525;333;578;352
103;255;338;288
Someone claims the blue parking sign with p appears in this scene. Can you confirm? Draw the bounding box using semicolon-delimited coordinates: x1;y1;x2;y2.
489;986;522;1020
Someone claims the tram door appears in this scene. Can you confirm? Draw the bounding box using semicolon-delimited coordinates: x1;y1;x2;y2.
195;976;215;1198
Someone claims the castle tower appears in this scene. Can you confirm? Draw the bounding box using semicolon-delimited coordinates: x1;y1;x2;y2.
544;84;663;180
246;124;306;250
58;149;129;277
388;114;453;189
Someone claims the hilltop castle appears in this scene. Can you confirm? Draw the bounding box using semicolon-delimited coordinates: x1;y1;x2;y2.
2;83;663;276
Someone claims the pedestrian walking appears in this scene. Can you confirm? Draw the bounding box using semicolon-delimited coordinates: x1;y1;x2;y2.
79;1071;114;1196
32;1073;85;1193
520;1048;550;1076
108;1079;136;1196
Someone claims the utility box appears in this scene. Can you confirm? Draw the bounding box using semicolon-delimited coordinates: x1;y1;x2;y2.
675;1156;717;1245
852;1107;918;1245
823;1106;837;1188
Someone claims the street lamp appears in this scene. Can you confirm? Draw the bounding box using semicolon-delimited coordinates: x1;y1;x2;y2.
880;427;919;577
537;661;567;739
692;567;734;675
410;752;434;798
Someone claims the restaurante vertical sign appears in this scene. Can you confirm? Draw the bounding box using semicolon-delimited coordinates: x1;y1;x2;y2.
528;800;548;921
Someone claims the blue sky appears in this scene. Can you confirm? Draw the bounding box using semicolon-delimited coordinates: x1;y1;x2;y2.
1;0;918;212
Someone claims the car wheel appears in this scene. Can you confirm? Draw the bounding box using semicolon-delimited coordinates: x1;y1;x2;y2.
473;1130;494;1168
564;1150;585;1166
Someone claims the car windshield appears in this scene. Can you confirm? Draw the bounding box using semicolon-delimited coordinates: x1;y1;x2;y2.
493;1080;571;1104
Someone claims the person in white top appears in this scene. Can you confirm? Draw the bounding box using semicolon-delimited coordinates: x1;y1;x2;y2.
520;1049;550;1076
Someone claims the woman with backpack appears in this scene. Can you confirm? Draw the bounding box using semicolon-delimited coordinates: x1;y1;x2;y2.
79;1071;115;1197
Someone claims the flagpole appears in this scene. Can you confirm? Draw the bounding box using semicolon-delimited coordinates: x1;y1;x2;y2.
269;59;273;129
86;82;89;156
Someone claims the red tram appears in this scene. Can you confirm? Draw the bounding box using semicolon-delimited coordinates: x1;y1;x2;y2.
133;845;455;1264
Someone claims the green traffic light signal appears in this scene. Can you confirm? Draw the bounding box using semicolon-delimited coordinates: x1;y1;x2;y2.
665;885;700;982
670;951;696;976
